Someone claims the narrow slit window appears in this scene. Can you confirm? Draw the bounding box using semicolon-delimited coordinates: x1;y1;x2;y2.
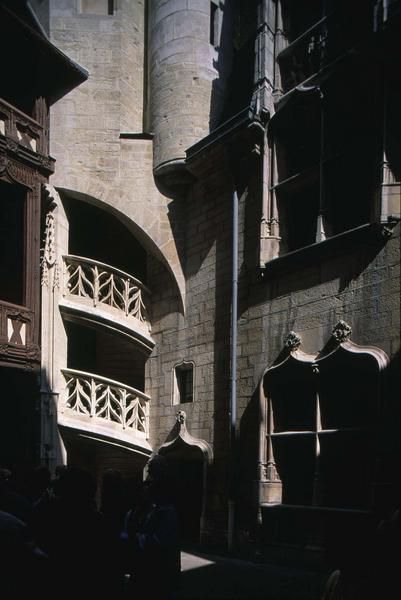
210;2;219;46
78;0;114;16
173;362;194;405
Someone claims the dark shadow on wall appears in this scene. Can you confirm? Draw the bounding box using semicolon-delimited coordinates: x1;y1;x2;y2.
377;347;400;515
209;0;234;131
0;365;65;498
166;195;187;284
237;386;261;539
64;196;148;284
249;227;390;305
209;0;258;131
0;367;42;478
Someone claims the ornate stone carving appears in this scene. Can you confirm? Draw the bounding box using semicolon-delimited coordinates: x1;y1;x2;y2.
41;185;59;288
158;410;213;464
177;410;186;425
6;138;18;153
0;153;9;175
332;320;352;343
381;216;400;238
284;330;302;351
62;369;149;435
5;157;36;188
38;154;54;172
63;255;150;326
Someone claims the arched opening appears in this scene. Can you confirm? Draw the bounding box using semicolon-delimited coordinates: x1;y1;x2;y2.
60;427;150;505
264;345;384;512
66;320;146;391
63;195;147;284
160;441;205;546
259;325;389;567
157;413;212;547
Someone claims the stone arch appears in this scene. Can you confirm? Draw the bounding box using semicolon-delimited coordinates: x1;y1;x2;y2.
55;183;185;312
158;411;213;544
257;321;389;509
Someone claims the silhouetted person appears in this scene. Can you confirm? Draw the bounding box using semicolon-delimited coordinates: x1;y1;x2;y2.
122;456;181;600
368;508;400;600
101;468;128;535
32;466;113;600
0;467;33;523
0;510;47;599
26;465;52;507
100;468;128;596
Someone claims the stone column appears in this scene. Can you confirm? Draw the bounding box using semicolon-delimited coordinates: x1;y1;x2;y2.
257;1;283;264
380;150;400;226
40;185;69;471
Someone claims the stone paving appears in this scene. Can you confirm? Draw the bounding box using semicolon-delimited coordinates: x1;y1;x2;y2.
175;550;327;600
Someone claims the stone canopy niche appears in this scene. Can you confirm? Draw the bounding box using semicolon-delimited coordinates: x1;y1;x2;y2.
257;321;389;563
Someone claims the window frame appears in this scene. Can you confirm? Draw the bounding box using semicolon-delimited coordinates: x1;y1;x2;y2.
172;360;195;406
76;0;115;17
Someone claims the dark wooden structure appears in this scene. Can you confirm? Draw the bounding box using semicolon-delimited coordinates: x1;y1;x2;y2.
0;0;86;470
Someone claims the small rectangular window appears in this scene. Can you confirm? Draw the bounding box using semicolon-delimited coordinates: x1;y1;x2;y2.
78;0;114;16
173;362;194;405
210;2;218;46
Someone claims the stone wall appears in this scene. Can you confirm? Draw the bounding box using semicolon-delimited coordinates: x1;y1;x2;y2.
147;141;400;541
47;0;185;301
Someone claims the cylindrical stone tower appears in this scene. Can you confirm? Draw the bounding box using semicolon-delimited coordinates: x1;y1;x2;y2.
149;0;222;184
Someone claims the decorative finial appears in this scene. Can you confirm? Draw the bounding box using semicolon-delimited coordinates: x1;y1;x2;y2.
332;320;352;343
284;331;301;351
176;410;186;425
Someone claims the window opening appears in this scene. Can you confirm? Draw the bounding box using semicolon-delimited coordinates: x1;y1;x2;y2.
173;362;194;405
78;0;114;16
271;14;381;254
0;180;26;305
265;348;380;509
210;2;219;46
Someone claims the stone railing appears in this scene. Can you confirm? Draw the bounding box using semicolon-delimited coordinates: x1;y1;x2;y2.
0;96;44;154
61;369;150;438
63;255;151;330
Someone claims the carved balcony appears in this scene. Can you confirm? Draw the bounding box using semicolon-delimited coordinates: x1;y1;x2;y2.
59;255;154;353
277;10;371;93
59;369;151;453
0;96;47;158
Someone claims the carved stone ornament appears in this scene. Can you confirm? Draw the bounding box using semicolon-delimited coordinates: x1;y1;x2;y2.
0;153;9;175
6;138;18;153
41;185;59;288
284;331;302;351
177;410;186;425
332;320;352;343
158;410;213;464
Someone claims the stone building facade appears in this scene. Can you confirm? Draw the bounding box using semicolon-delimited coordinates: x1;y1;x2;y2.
29;0;400;564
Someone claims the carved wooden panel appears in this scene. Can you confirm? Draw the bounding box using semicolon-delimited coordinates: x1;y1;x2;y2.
0;153;43;370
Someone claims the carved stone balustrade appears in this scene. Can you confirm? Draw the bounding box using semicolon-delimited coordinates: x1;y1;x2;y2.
60;255;154;353
60;368;151;452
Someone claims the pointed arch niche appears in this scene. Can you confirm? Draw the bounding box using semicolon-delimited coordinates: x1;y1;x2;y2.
158;411;213;545
258;321;389;512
